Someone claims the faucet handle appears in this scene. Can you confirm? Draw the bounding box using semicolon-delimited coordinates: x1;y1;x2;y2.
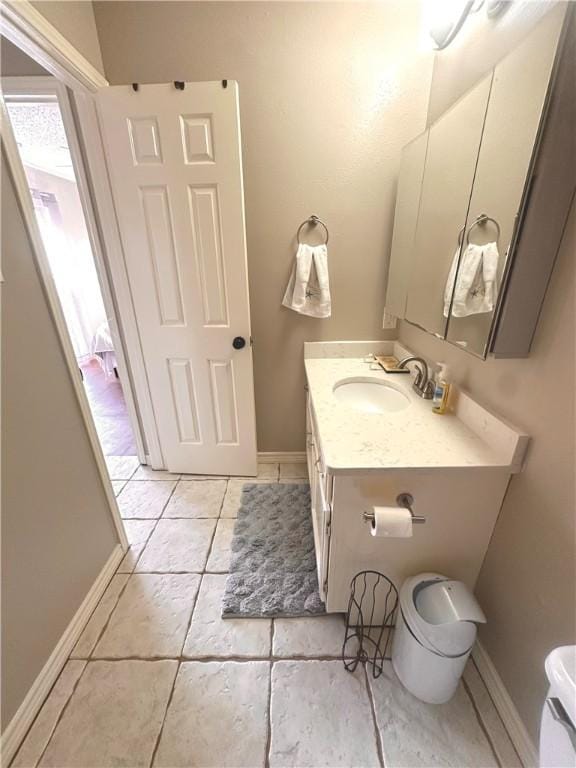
423;380;435;398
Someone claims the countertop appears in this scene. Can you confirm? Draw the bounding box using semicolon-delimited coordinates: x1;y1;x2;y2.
305;353;527;474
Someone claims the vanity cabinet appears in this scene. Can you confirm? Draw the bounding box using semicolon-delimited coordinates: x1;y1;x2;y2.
304;342;529;617
307;396;510;613
325;469;510;614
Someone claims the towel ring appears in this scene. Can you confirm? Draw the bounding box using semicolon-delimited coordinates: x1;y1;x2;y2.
459;213;501;246
297;215;329;245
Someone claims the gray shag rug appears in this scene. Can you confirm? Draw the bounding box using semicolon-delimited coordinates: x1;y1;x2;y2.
222;483;326;618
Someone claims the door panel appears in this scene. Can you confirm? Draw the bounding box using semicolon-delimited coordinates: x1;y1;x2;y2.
97;81;257;474
141;186;185;325
167;358;201;443
189;185;228;325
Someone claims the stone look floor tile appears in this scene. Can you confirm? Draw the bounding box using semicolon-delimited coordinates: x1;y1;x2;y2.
219;479;244;519
220;477;273;518
183;574;271;657
136;519;216;572
228;476;277;488
463;661;522;767
71;575;129;659
154;661;269;768
117;519;157;573
12;661;87;768
105;455;139;481
111;480;126;496
117;480;176;519
279;477;310;484
273;615;348;658
93;574;201;658
39;660;177;768
255;461;279;479
279;462;308;479
131;466;181;481
163;479;227;518
369;662;497;768
29;466;512;768
269;660;380;767
206;519;235;572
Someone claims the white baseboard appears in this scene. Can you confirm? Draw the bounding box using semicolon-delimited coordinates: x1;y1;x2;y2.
257;451;306;463
472;641;538;768
1;544;124;766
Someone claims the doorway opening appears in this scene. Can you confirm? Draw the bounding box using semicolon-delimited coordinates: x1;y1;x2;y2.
4;83;138;458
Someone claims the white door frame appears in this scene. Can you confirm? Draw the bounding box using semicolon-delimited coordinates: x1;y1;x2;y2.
0;1;165;468
1;103;128;547
0;0;152;550
0;0;107;92
3;74;147;463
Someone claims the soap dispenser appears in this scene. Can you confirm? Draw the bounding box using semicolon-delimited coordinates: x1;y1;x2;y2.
432;363;451;415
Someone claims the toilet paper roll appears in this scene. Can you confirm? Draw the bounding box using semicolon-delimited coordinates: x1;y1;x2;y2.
370;506;413;538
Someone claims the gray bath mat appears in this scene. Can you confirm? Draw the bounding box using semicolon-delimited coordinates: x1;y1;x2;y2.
222;483;326;618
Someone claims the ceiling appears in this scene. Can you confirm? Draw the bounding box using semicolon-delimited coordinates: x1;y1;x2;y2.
6;101;76;182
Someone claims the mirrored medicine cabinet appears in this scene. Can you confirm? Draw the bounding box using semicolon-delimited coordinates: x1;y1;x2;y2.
385;5;575;359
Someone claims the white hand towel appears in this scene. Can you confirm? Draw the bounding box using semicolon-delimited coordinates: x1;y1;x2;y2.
282;243;331;318
444;242;499;317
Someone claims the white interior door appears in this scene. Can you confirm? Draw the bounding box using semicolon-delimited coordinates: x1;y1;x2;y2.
97;81;257;475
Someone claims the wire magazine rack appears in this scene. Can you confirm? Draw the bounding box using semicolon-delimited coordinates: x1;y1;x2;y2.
342;570;399;679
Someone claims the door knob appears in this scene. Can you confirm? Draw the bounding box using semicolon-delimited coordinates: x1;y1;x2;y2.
232;336;246;350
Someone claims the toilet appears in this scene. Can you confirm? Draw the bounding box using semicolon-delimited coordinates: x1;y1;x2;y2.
540;646;576;768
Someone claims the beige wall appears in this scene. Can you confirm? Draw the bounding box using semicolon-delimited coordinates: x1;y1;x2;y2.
398;2;575;742
1;1;104;76
1;37;47;76
93;0;433;451
30;0;104;75
1;153;120;729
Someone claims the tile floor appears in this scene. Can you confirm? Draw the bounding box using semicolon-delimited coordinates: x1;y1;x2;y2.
12;461;521;768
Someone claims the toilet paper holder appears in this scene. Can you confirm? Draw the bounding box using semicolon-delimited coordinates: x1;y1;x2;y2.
363;493;426;524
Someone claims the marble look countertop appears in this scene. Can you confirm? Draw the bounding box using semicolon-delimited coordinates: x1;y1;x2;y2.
305;354;527;474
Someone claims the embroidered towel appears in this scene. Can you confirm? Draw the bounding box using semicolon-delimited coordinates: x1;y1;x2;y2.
282;243;331;318
444;242;499;317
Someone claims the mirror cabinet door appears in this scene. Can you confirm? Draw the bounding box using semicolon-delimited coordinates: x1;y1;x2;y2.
405;74;492;338
445;8;565;356
385;132;428;319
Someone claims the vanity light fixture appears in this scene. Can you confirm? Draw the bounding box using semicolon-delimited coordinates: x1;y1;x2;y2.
486;0;511;19
429;0;475;50
428;0;510;50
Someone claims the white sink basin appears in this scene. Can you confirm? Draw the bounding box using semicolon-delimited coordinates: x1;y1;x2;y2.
333;377;410;414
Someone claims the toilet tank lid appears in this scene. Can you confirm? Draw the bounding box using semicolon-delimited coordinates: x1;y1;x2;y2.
545;646;576;725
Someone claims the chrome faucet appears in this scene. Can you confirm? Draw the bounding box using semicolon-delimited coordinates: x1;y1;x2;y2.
397;356;435;399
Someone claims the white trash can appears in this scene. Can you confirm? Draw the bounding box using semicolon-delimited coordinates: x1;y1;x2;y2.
392;573;486;704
